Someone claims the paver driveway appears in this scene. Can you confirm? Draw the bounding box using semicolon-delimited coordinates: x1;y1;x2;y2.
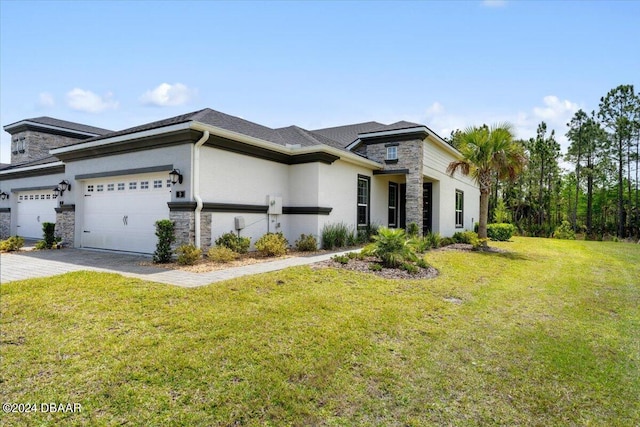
0;248;356;287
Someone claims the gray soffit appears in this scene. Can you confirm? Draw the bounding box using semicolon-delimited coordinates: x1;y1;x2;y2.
75;165;174;180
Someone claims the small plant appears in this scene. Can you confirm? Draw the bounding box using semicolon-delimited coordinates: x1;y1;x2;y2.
255;232;288;257
346;251;358;259
0;236;24;252
176;244;202;265
321;222;351;249
207;246;238;263
406;222;419;238
401;262;419;274
362;227;417;268
425;231;442;249
487;223;515;241
42;222;56;248
368;263;382;271
153;219;175;263
357;223;380;244
493;198;510;223
332;254;349;265
34;240;49;250
294;234;317;252
416;258;430;269
215;232;251;254
410;237;431;254
452;231;480;246
440;237;455;247
553;221;576;240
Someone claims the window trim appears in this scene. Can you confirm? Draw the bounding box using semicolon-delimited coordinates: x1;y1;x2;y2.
455;189;464;228
388;182;398;228
357;175;371;228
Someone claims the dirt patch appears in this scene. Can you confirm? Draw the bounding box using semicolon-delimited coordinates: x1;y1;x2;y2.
311;256;439;280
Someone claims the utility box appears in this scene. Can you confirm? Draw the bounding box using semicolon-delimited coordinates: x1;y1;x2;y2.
267;195;282;215
234;216;245;230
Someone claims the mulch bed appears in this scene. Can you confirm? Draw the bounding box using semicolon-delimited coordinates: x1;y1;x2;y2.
311;255;439;280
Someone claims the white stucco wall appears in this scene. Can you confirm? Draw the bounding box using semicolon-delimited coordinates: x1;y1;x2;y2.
423;140;480;236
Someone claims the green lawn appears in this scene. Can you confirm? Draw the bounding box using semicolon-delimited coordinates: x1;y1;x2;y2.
1;237;639;426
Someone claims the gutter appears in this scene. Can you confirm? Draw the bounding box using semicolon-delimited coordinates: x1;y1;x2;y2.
193;130;210;249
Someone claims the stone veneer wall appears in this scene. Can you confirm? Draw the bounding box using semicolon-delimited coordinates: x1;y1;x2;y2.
54;205;75;247
11;130;85;164
0;210;10;239
365;139;425;234
169;210;212;251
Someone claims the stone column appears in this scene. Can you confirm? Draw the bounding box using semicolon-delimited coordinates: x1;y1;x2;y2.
170;210;195;249
0;209;11;239
401;140;424;234
54;204;75;247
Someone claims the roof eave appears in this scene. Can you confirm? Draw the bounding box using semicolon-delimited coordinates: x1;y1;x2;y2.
4;120;104;137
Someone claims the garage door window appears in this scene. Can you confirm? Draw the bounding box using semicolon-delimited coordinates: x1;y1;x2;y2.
129;182;137;190
141;181;149;190
97;185;104;192
107;184;114;191
153;180;162;189
87;185;94;192
118;183;125;191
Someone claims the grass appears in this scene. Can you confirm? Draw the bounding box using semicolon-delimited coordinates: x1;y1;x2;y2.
1;237;639;426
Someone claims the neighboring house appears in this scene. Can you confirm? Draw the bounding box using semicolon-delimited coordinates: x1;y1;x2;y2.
0;109;479;253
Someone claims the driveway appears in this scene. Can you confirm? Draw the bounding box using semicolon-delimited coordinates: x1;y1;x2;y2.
0;247;357;287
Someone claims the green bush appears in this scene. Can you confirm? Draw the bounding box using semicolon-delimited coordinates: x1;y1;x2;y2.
207;246;238;263
42;222;56;247
346;251;358;259
34;240;49;250
362;227;417;268
153;219;175;263
368;263;382;271
406;222;419;238
321;222;351;249
215;232;251;254
357;223;380;244
255;232;288;257
440;237;455;247
176;244;201;265
487;223;516;241
401;262;419;274
0;236;24;252
554;221;576;240
410;237;431;254
416;258;430;269
425;231;442;249
452;230;480;246
332;254;349;265
294;234;317;252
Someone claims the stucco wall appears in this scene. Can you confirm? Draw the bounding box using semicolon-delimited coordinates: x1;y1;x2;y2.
423;140;479;236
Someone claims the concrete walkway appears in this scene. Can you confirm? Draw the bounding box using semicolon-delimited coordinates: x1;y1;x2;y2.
0;248;359;287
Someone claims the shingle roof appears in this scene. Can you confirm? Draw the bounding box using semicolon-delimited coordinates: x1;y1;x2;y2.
367;120;425;133
0;156;61;171
4;116;112;135
274;126;348;150
311;122;385;146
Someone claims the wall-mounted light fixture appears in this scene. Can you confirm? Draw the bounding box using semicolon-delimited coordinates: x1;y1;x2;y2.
0;191;9;200
55;180;71;196
52;187;60;198
169;169;183;185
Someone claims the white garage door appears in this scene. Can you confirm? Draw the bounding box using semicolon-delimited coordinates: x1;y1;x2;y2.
16;190;58;239
82;173;171;254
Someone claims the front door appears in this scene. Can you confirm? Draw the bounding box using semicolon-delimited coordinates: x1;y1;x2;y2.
423;182;432;235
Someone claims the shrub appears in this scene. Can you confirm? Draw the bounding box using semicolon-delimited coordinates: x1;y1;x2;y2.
176;244;201;265
34;240;49;250
42;222;56;248
487;223;515;241
321;222;351;249
362;227;417;268
410;237;431;254
215;232;251;254
369;263;382;271
416;258;430;269
153;219;175;263
332;254;349;264
357;223;380;244
452;231;480;246
425;231;442;249
255;232;288;257
294;234;317;252
440;237;455;247
207;246;238;263
401;262;419;274
347;251;358;259
406;222;419;238
0;236;24;252
554;221;576;240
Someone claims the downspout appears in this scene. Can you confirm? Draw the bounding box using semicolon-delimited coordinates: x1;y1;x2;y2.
193;130;210;249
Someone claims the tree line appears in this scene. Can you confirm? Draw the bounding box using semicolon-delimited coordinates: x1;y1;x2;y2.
448;84;640;240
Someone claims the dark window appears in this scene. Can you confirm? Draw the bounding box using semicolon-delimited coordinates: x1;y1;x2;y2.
455;190;464;228
388;182;398;227
357;175;370;227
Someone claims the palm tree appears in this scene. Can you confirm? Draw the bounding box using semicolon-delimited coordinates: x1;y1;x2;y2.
447;123;527;243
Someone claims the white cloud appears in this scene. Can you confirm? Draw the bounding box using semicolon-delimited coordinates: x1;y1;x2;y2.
482;0;507;7
38;92;55;108
66;88;119;113
140;83;195;107
420;95;581;153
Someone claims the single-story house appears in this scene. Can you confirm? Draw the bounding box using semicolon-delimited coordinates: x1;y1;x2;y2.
0;108;479;253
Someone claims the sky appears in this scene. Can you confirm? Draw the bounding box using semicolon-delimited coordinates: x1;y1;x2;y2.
1;0;638;164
